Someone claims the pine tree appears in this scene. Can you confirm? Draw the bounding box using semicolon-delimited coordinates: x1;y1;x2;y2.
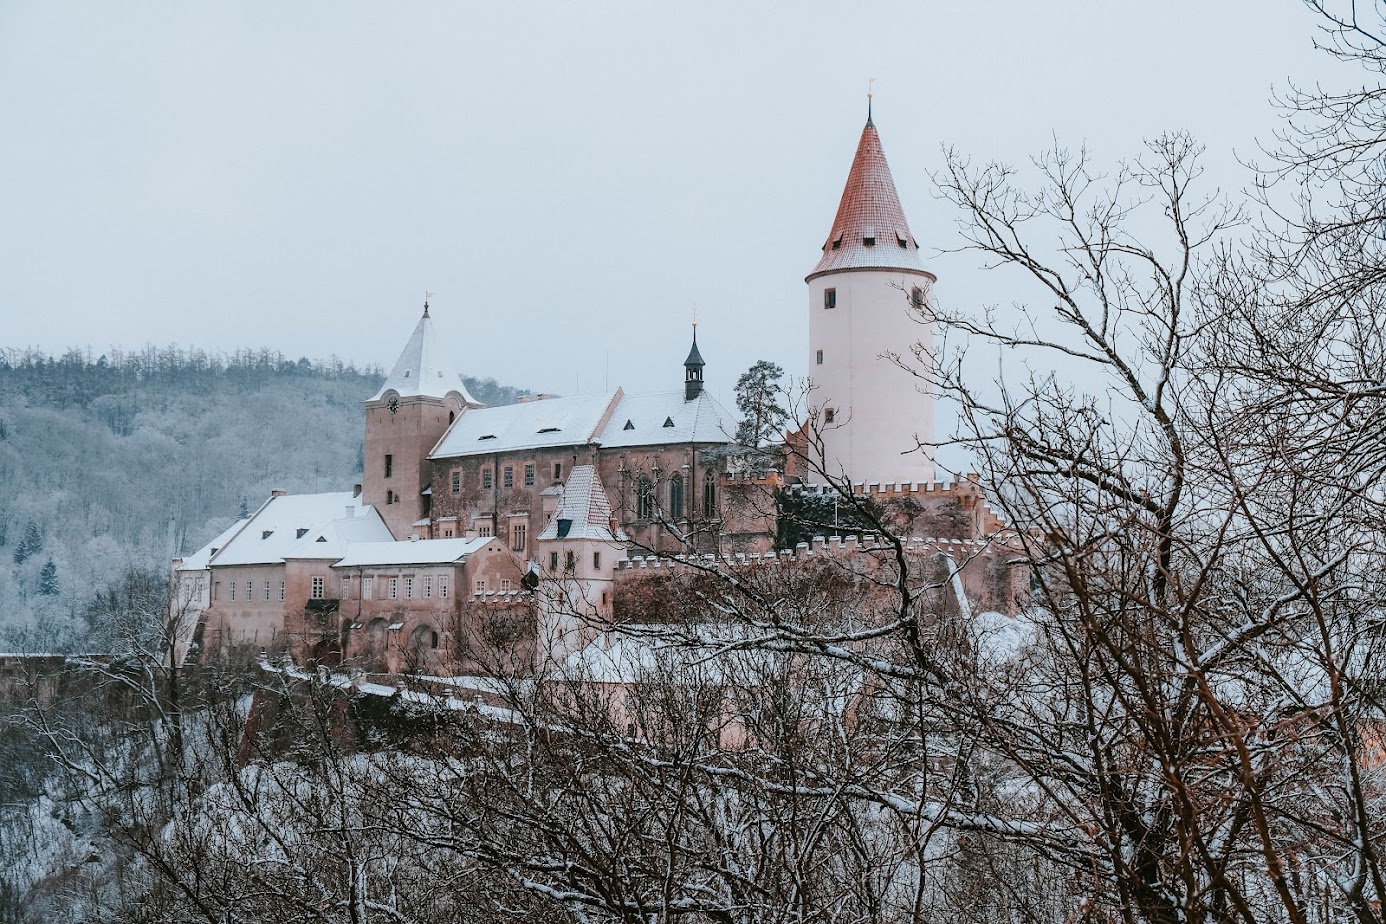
38;559;59;596
734;360;788;447
238;497;250;519
12;521;41;565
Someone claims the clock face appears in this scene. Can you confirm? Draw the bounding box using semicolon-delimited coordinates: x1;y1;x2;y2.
386;397;399;415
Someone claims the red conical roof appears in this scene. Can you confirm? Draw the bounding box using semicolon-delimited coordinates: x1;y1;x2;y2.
807;118;930;280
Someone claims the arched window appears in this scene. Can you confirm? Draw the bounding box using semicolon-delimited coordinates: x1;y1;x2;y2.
668;473;684;518
636;476;655;520
702;471;717;518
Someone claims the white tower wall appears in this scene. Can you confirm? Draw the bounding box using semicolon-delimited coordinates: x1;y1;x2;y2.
806;269;935;486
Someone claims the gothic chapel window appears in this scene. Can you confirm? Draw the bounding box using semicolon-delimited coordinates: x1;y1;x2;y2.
703;471;717;518
668;473;684;518
636;476;655;520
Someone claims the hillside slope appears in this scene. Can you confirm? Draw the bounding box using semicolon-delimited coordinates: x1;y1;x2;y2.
0;346;529;650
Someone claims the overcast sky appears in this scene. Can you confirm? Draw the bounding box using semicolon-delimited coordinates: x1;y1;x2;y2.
0;2;1339;407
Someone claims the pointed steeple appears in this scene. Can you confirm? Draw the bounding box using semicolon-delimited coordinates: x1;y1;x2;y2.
370;301;482;406
684;326;705;401
807;116;927;280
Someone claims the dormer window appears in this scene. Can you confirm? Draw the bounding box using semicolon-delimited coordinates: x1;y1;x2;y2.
478;434;497;441
623;420;635;430
897;234;908;248
315;536;327;543
863;226;876;246
537;426;559;433
261;530;273;540
296;528;309;538
662;417;674;428
403;370;410;378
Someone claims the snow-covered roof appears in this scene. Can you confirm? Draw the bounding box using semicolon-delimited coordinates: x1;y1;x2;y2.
430;391;621;459
369;307;481;406
595;389;737;449
331;537;495;568
209;493;393;566
177;519;249;571
808;117;931;281
537;465;625;542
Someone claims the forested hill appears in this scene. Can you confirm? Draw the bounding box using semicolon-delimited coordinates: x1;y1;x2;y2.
0;346;529;651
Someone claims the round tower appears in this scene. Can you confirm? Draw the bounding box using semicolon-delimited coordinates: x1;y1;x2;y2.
806;111;935;487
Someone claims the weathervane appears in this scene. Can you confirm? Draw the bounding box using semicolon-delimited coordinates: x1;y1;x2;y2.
868;77;877;122
424;290;434;317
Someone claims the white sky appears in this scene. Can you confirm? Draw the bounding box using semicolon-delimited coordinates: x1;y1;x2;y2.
0;1;1339;408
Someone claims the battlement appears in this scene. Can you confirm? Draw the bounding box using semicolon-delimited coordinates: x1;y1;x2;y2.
613;531;1021;572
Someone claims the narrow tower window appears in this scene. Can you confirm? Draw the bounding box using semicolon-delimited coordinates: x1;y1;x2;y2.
384;454;393;478
911;286;926;312
824;288;836;309
702;471;717;518
816;350;824;365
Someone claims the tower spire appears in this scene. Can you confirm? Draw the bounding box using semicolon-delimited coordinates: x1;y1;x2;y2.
683;323;705;401
807;111;925;280
867;77;875;125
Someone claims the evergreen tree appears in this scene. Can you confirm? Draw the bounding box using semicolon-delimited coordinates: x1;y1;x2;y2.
12;522;41;565
734;360;788;447
37;559;58;596
238;497;250;519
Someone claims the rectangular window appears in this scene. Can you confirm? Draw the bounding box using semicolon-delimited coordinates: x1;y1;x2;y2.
213;581;220;601
550;551;559;570
439;577;449;598
388;577;398;599
479;523;493;538
404;576;413;598
311;577;324;599
443;528;453;538
554;462;562;480
482;468;493;489
825;408;836;424
475;579;486;593
503;466;514;488
384;454;393;478
524;463;535;486
263;581;271;602
593;551;601;570
824;288;836;309
511;523;527;551
423;577;433;598
565;551;576;570
229;581;236;602
362;576;374;599
451;470;461;494
816;349;823;365
912;286;925;311
501;578;512;592
278;580;286;602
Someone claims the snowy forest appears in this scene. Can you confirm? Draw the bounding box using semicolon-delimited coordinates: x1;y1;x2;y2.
0;346;527;652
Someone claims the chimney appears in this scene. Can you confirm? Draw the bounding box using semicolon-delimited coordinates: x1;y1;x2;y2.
352;483;363;498
270;489;287;498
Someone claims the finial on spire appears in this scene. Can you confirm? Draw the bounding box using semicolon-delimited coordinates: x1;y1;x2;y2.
867;77;876;125
423;290;434;318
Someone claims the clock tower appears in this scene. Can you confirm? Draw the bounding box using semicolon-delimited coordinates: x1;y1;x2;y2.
363;301;482;539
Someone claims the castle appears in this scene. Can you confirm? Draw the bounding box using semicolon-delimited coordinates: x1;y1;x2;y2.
172;113;1025;674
